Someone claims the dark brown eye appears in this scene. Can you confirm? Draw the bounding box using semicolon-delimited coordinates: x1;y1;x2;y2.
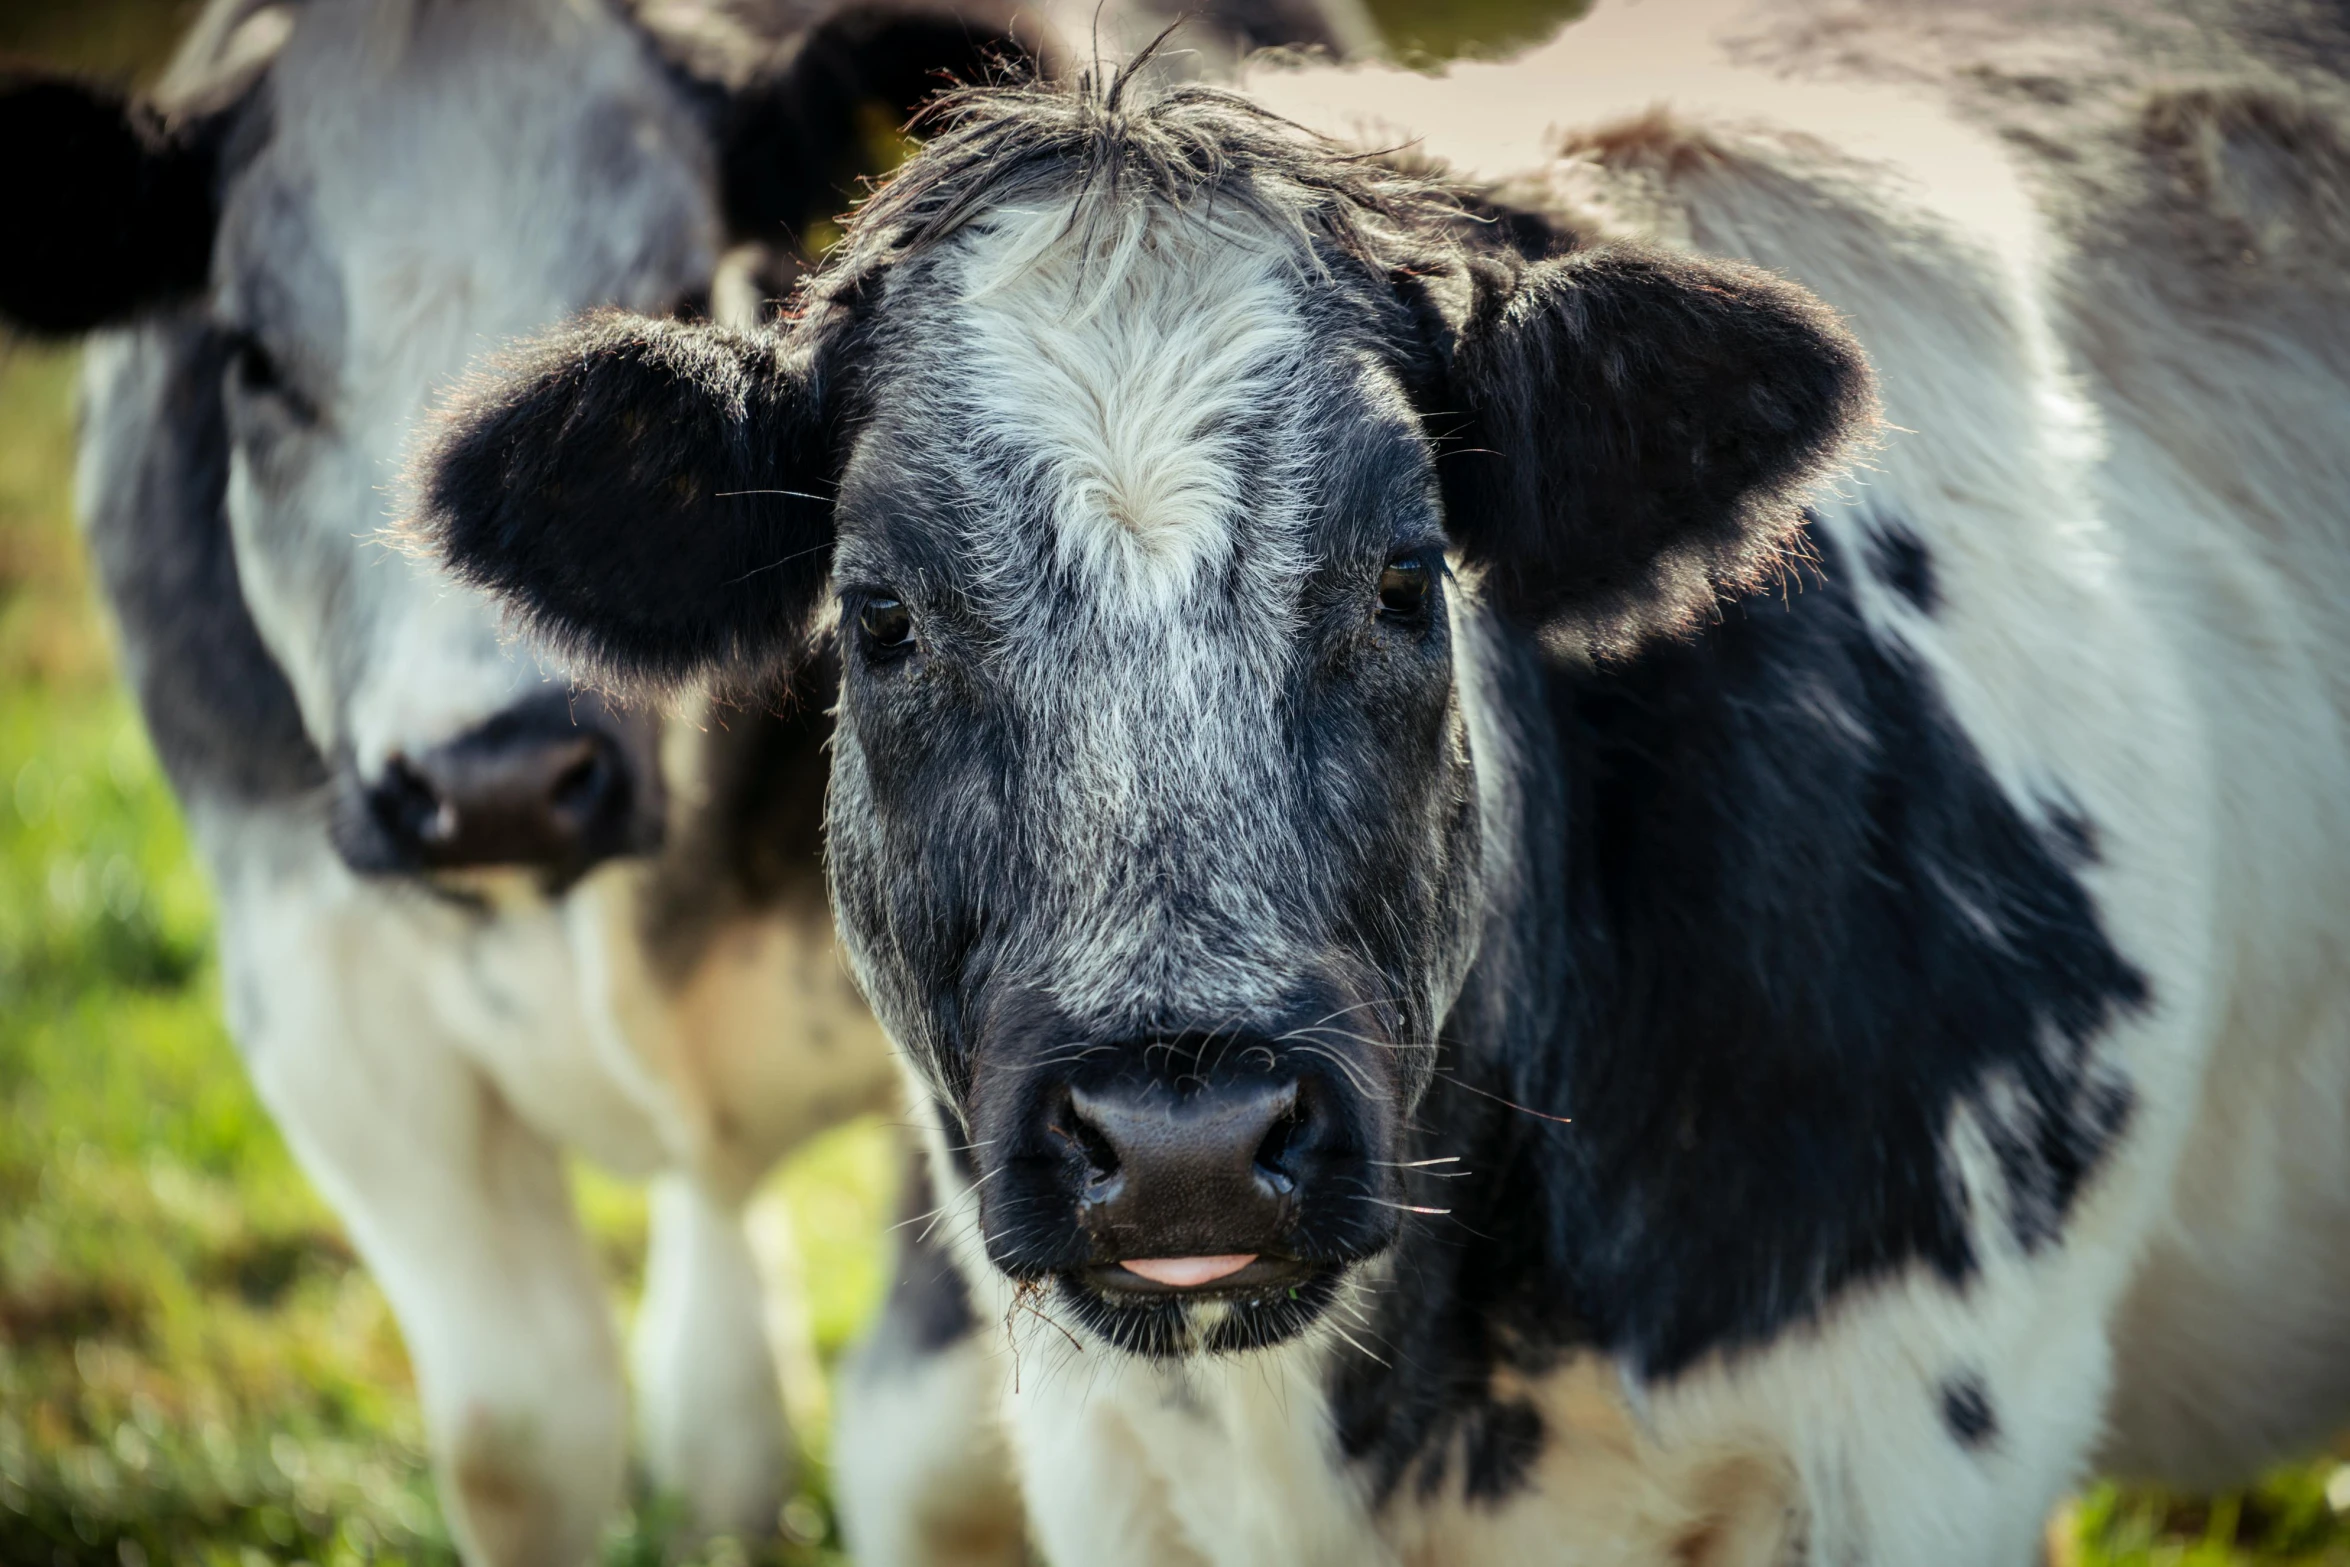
1377;557;1431;619
859;596;914;651
225;332;319;425
231;336;284;396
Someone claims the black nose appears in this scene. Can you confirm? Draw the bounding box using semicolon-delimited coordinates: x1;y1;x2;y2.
333;696;661;881
1062;1077;1303;1265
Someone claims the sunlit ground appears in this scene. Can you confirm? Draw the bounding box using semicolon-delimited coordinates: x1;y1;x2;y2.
1;1;2348;1562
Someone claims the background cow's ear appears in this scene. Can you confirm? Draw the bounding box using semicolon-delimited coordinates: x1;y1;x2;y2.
412;312;836;692
1439;245;1875;654
715;2;1045;248
0;72;219;336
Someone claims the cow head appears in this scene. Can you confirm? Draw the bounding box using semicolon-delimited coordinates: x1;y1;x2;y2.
1;0;1032;885
415;78;1871;1353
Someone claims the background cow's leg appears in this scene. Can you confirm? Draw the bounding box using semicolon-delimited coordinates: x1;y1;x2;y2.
217;851;626;1567
631;1171;792;1538
834;1177;1027;1567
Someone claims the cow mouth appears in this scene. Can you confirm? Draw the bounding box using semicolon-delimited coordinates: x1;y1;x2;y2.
1052;1254;1344;1356
1085;1253;1320;1300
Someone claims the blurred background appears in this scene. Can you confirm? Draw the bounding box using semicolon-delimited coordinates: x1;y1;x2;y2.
1;1;2347;1563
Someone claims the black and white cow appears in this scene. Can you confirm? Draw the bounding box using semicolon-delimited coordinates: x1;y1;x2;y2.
411;1;2350;1560
0;0;1380;1562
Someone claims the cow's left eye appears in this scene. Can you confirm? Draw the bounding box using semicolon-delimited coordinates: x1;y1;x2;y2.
858;596;915;653
1377;557;1431;619
223;331;320;426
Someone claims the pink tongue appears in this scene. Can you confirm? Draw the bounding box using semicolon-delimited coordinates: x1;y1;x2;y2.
1120;1255;1257;1288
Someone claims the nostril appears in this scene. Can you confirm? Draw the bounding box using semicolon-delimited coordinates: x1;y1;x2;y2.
1057;1095;1123;1185
374;755;456;846
1253;1105;1303;1192
548;744;611;822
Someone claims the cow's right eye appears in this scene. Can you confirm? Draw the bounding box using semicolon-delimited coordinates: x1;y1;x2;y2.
224;332;320;426
858;597;914;654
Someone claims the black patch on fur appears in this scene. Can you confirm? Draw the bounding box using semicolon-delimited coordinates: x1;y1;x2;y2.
0;72;220;336
1548;526;2149;1368
1941;1373;1999;1450
1456;1397;1547;1502
78;319;326;804
1333;523;2148;1499
1866;522;1938;614
415;313;836;688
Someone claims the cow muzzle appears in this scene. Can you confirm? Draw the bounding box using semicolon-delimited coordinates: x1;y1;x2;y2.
331;690;662;889
974;1029;1400;1356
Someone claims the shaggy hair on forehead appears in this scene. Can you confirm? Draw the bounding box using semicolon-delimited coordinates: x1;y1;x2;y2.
813;52;1472;295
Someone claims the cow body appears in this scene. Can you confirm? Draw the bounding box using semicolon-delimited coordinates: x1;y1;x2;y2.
7;1;1378;1562
412;1;2350;1560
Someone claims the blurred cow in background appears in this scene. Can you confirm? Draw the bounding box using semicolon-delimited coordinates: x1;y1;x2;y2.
0;0;1377;1561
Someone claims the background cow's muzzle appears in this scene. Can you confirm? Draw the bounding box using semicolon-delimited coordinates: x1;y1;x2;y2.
971;1013;1402;1355
330;689;663;890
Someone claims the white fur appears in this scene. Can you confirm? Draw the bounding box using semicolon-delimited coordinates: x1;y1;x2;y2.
835;1314;1028;1567
631;1174;793;1535
949;203;1313;611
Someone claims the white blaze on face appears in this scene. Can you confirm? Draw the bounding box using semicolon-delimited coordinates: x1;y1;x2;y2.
902;201;1335;1023
948;201;1317;612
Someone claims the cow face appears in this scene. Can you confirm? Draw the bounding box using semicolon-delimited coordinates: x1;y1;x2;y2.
212;0;712;875
417;81;1872;1354
2;0;1027;883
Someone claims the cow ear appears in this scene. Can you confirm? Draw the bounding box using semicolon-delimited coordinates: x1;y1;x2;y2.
1438;245;1875;654
717;3;1046;247
412;312;835;691
0;72;219;336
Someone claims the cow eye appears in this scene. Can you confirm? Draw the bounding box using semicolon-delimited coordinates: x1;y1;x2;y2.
231;336;283;395
1377;557;1432;619
224;332;319;425
858;596;915;653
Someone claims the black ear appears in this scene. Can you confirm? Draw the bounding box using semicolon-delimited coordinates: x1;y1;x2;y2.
0;71;219;336
718;3;1044;247
412;312;835;689
1439;245;1874;653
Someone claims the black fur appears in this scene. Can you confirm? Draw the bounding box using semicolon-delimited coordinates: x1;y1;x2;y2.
1866;521;1939;614
1941;1373;1999;1450
1440;247;1875;655
1549;524;2146;1370
1331;524;2147;1500
0;73;220;336
77;319;326;804
415;313;837;690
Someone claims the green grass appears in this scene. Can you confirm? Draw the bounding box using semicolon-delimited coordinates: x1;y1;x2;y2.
3;2;2349;1561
